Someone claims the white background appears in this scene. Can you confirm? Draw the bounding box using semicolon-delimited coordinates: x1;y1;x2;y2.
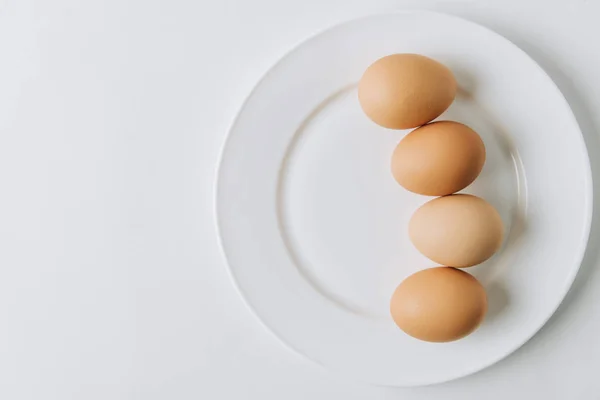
1;0;599;398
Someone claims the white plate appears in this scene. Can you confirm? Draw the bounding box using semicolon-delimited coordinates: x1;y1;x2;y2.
216;11;592;386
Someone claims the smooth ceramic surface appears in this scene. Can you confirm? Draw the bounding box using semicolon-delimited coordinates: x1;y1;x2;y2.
216;11;592;386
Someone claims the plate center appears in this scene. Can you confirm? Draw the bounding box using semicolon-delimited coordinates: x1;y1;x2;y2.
278;87;522;318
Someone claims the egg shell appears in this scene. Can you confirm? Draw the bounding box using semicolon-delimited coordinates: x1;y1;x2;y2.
390;267;487;342
358;53;457;129
391;121;486;196
409;194;504;268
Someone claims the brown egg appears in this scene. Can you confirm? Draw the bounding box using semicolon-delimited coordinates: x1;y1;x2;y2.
409;194;504;268
391;121;486;196
390;267;487;342
358;54;457;129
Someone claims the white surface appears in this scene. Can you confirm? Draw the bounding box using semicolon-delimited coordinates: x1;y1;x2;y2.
217;11;591;386
1;0;599;398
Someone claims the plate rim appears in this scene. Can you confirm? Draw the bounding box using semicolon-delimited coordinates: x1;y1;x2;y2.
214;9;594;386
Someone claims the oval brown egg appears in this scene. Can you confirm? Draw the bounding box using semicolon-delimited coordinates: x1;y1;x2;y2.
358;54;457;129
391;121;486;196
409;194;504;268
390;267;488;342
